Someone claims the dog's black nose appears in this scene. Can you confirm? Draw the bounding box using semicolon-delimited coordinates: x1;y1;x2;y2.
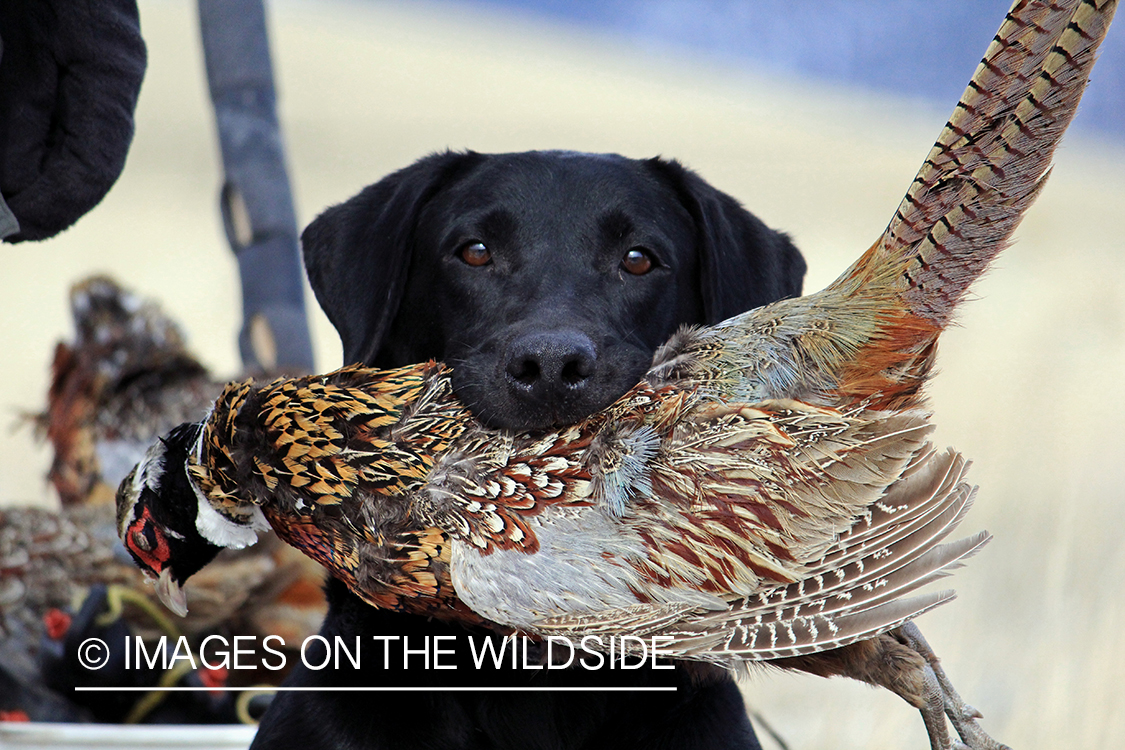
505;330;597;398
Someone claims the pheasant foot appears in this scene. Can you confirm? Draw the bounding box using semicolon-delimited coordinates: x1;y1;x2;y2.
896;622;1009;750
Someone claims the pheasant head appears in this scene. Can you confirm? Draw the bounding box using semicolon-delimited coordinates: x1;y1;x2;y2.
115;421;268;615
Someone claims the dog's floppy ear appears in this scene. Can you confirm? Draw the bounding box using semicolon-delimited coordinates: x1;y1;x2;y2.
647;158;806;324
302;151;481;365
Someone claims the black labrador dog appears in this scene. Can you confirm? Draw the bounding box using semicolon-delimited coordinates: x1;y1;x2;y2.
251;150;805;750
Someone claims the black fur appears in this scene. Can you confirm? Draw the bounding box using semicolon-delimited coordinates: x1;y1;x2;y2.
254;150;806;749
0;0;145;242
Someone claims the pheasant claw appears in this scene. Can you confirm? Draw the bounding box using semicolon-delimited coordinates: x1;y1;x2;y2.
899;622;1010;750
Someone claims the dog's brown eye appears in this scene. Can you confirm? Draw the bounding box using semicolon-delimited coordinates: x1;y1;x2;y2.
458;242;492;267
621;248;654;275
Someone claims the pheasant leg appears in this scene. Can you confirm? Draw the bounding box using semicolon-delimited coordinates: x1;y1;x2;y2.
914;661;956;750
895;622;1010;750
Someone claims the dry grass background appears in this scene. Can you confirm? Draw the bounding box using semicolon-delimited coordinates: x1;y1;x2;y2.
1;0;1123;746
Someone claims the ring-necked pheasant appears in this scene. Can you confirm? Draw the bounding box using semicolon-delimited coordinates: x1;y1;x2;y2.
116;1;1117;747
35;275;218;507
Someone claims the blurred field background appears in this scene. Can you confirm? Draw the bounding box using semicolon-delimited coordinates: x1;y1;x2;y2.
2;0;1123;747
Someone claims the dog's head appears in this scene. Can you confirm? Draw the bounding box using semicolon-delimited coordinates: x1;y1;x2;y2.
302;150;805;431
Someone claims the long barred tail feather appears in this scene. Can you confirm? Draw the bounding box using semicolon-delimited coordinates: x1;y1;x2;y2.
650;3;1117;414
840;0;1118;327
760;0;1120;410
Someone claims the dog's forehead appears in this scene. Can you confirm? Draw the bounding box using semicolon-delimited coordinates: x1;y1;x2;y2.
424;152;692;247
445;152;674;211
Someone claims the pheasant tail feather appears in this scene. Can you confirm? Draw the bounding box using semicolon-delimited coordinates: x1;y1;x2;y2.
809;0;1118;408
841;0;1117;325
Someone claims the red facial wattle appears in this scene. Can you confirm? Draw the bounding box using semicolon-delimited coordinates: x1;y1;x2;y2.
124;506;171;575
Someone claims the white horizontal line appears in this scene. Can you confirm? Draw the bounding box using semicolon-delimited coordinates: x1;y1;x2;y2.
74;686;677;693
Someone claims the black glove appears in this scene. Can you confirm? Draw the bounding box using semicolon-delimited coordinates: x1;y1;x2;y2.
0;0;146;242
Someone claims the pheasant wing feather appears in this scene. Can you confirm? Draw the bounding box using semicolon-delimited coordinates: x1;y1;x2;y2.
527;416;987;665
620;401;937;595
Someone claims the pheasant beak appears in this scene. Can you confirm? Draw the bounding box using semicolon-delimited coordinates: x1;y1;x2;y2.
156;568;189;617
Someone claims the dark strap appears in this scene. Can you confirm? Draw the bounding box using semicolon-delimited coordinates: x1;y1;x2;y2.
0;194;17;241
197;0;314;373
0;36;14;239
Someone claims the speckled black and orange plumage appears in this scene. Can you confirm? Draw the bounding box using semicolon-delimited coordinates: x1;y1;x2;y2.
185;363;461;618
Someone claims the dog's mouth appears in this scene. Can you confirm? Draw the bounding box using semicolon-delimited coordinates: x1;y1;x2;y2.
446;327;655;433
449;358;628;433
459;383;615;433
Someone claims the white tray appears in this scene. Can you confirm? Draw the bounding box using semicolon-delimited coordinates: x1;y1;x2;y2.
0;724;256;749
